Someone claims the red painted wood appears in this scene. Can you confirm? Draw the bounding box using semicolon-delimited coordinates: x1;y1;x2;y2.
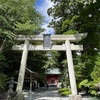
46;74;61;85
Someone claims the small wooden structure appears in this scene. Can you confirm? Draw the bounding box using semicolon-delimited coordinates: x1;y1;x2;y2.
14;68;38;92
24;68;38;92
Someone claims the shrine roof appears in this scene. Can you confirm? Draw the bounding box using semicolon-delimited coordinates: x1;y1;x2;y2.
45;68;61;75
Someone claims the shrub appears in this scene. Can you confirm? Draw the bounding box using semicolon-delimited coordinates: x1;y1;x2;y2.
58;88;72;96
90;90;98;96
58;88;69;93
61;90;72;96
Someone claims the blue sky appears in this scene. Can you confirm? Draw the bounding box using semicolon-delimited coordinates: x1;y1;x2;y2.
35;0;54;34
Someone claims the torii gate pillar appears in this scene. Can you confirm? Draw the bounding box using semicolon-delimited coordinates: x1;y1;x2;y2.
66;40;82;100
16;40;29;94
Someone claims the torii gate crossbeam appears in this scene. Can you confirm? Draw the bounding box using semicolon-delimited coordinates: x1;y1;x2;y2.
12;44;83;51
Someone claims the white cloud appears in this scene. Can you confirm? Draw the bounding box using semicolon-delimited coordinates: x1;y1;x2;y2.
36;0;54;34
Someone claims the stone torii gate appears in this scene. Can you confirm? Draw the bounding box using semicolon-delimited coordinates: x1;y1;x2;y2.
12;33;87;100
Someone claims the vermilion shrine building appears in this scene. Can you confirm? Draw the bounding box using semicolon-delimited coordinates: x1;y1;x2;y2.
45;68;61;85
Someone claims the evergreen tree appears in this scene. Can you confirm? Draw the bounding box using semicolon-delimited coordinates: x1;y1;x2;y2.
0;0;44;91
91;53;100;83
0;0;43;51
48;0;100;90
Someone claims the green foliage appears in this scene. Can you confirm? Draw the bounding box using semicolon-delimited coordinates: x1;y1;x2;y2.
89;90;98;96
89;53;100;96
15;21;39;32
62;15;79;34
74;54;96;85
63;29;79;34
48;0;100;51
58;88;69;93
0;0;44;90
60;59;69;87
0;72;7;92
43;51;59;69
61;90;71;96
79;78;100;96
0;53;8;70
0;0;43;50
62;19;70;32
76;0;97;4
48;1;100;94
48;2;100;96
79;79;91;89
91;54;100;83
58;88;71;96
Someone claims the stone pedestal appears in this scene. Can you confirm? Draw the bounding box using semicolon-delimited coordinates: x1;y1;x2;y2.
69;95;82;100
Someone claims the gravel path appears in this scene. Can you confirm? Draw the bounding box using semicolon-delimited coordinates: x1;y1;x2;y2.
23;88;99;100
